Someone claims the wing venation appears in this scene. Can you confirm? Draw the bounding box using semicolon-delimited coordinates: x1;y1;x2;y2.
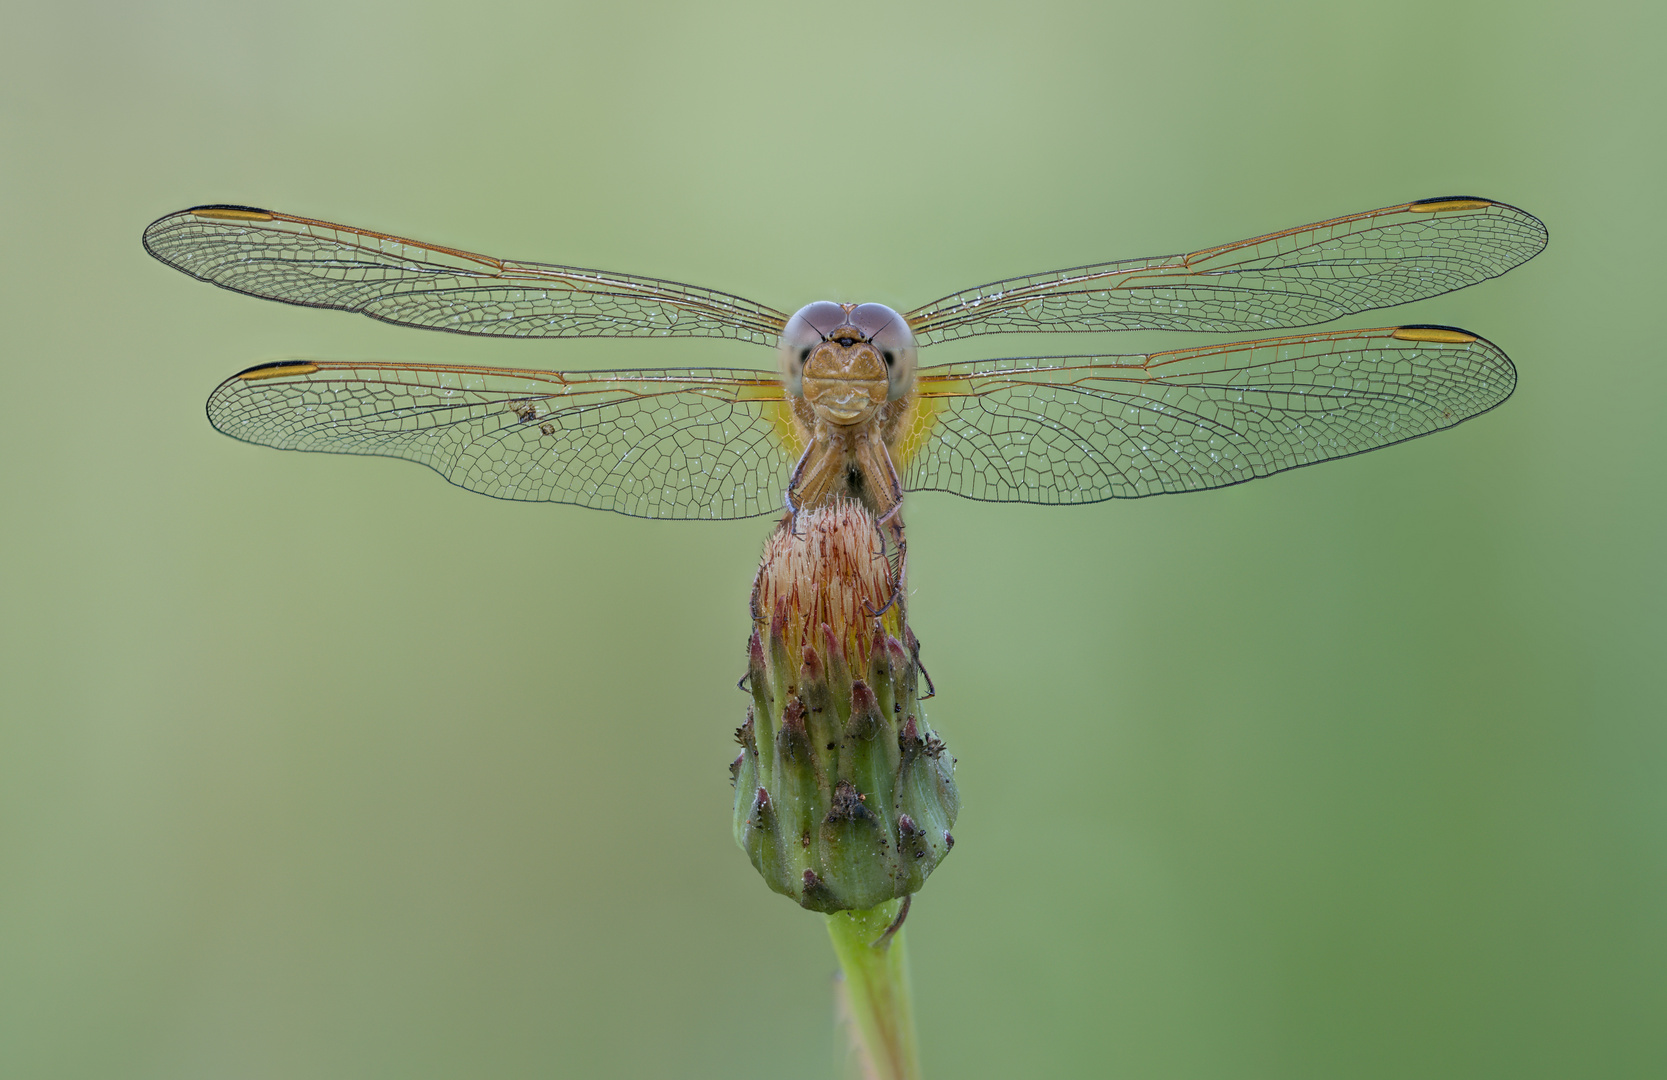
146;207;790;344
206;361;797;519
902;327;1514;502
905;198;1545;342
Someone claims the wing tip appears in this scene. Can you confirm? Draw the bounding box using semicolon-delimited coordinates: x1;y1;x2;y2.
143;204;278;264
1392;326;1515;398
1406;195;1548;246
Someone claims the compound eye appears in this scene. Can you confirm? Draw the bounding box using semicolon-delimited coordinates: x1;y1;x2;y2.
779;302;844;394
849;303;917;401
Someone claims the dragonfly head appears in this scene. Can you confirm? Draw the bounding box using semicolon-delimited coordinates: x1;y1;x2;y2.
779;302;917;423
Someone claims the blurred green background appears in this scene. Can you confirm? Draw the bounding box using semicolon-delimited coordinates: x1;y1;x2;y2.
3;1;1662;1076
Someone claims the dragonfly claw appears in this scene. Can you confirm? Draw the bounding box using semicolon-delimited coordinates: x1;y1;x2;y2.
909;631;936;700
869;893;912;948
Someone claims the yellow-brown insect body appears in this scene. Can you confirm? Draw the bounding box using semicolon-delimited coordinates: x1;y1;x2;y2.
784;312;916;522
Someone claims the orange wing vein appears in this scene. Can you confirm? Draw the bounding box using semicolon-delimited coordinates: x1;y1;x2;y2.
905;197;1545;343
207;361;798;519
146;205;790;345
900;326;1514;502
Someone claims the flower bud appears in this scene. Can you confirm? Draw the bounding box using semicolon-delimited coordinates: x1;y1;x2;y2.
732;503;958;912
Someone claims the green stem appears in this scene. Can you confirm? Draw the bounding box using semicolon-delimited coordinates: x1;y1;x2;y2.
826;899;921;1080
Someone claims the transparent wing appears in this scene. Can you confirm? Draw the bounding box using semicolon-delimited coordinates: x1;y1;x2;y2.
146;206;790;344
905;198;1545;343
207;361;800;519
900;326;1513;502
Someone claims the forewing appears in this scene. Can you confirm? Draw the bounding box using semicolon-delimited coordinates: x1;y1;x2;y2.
146;206;789;344
901;326;1514;502
905;198;1545;343
207;361;799;519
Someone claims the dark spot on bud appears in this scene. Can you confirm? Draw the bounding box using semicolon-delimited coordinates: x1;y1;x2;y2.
781;697;811;759
886;636;911;677
729;752;742;785
847;680;882;741
897;815;927;858
770;599;790;651
798;643;829;712
735;713;758;759
943;831;955;850
801;643;823;683
750;787;775;831
826;742;836;750
800;869;837;910
824;780;871;824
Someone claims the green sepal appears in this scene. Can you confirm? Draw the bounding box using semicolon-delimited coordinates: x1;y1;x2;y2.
734;628;958;912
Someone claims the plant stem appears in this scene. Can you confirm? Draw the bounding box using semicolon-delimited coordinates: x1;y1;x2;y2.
826;898;921;1080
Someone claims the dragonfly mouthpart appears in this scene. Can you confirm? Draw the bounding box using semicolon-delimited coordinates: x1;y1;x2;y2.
801;336;890;426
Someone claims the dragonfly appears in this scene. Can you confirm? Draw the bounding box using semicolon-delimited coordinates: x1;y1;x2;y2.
143;196;1545;525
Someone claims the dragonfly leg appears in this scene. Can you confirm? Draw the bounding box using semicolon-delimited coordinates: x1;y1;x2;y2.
908;628;936;700
783;443;816;535
860;434;909;613
862;520;908;620
869;892;912;948
876;503;906;577
784;432;852;530
852;431;906;529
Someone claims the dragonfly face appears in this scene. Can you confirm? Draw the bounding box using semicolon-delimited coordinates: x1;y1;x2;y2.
780;302;919;427
143;197;1545;521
